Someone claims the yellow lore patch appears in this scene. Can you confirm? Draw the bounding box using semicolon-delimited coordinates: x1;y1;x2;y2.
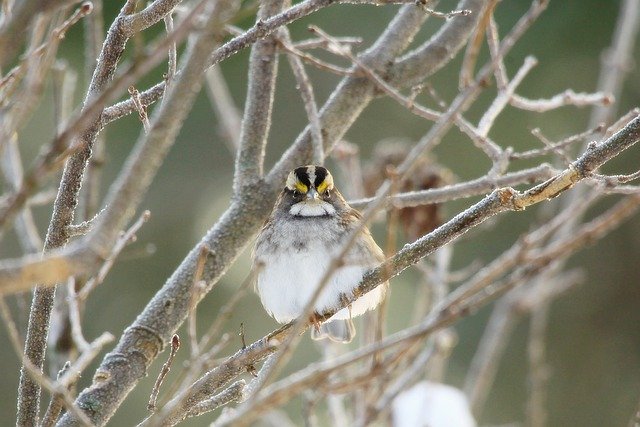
316;180;328;194
295;182;308;193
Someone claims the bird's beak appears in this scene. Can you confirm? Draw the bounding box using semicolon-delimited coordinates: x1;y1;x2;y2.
306;188;319;201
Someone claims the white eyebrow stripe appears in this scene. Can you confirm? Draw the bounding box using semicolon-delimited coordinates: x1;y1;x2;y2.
285;170;298;190
307;165;316;187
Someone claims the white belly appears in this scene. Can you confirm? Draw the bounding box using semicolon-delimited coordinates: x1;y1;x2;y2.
256;246;384;324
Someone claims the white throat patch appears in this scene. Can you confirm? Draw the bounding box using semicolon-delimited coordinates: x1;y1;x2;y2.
290;201;336;217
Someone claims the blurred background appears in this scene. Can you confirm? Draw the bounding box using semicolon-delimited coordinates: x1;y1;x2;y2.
1;0;640;425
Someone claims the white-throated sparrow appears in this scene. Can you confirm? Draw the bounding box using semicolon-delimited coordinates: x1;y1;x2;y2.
253;165;387;343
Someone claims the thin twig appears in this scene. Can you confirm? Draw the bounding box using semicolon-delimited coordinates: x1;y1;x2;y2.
41;361;71;427
278;35;354;76
189;245;211;359
148;334;181;412
129;85;151;132
163;10;177;90
184;380;246;421
459;0;498;88
511;125;604;160
205;66;242;152
511;90;612;112
77;210;151;301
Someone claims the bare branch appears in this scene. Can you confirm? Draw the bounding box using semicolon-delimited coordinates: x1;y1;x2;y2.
148;334;181;413
232;0;286;190
129;86;152;132
511;89;612;112
41;361;71;427
459;0;498;88
589;0;640;127
184;380;246;421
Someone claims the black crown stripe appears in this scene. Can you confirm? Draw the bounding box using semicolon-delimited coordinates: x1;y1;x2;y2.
314;166;328;187
294;166;311;187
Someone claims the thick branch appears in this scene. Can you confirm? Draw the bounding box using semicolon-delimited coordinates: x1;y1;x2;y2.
232;0;285;191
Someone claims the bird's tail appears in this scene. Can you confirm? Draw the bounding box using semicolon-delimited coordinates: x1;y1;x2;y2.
311;318;355;343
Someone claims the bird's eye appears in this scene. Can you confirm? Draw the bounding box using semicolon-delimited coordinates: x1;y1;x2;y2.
292;190;299;197
324;190;331;198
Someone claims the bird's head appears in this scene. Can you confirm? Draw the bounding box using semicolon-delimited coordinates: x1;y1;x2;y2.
283;165;339;217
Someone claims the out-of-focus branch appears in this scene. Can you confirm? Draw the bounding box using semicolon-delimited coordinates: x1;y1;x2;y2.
0;0;206;236
463;270;580;416
205;66;242;152
629;395;640;427
590;0;640;128
0;134;42;253
0;0;74;68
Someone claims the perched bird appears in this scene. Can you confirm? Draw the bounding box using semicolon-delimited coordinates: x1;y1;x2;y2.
253;165;387;343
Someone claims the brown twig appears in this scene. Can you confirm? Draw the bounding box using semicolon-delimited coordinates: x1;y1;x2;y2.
148;334;181;412
129;85;152;133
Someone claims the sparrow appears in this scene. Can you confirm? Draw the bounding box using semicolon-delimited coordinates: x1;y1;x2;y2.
253;165;387;343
